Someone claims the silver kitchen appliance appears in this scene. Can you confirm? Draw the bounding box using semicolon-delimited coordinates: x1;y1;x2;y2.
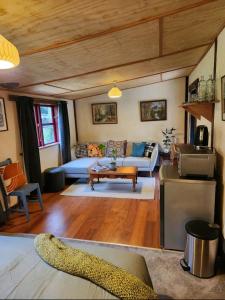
159;165;216;250
180;220;219;278
177;144;216;178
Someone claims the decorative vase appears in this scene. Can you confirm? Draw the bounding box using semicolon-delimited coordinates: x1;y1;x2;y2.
206;75;215;102
198;76;206;101
109;161;117;171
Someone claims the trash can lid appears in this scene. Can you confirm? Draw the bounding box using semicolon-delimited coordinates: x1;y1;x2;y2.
185;220;219;240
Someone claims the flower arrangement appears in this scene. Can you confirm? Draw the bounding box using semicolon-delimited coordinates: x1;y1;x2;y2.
162;128;176;153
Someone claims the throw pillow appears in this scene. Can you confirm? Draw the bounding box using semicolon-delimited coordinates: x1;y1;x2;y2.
75;144;88;158
144;142;156;158
0;162;27;195
106;140;127;157
88;144;103;157
131;142;146;157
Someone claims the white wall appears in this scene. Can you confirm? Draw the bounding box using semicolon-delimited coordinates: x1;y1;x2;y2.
189;27;225;237
189;44;215;143
0;91;22;163
0;91;76;172
76;78;185;146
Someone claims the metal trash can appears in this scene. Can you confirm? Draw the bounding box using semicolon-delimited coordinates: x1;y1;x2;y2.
180;220;219;278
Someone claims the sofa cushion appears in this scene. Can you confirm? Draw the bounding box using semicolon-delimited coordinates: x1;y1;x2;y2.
123;156;151;168
98;157;124;166
144;142;156;158
75;144;88;158
87;144;103;157
61;158;98;174
106;140;126;157
131;142;146;157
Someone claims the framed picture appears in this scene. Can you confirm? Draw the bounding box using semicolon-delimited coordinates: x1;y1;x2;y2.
92;102;117;124
0;98;8;132
140;99;167;122
221;76;225;121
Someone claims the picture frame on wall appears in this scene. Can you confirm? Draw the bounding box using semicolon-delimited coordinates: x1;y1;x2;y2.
140;99;167;122
0;98;8;132
221;75;225;121
92;102;117;124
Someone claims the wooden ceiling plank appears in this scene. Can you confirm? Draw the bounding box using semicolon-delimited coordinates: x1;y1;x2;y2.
0;0;216;56
47;64;196;93
163;0;225;54
10;43;209;90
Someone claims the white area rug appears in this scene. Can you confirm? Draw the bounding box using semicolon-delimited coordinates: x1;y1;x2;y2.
61;177;155;200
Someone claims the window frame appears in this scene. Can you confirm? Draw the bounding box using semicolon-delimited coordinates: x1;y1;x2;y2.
34;104;59;147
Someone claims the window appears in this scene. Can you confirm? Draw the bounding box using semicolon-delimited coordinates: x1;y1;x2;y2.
34;104;58;147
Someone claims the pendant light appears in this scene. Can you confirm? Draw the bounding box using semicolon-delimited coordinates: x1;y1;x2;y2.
108;82;122;99
0;35;20;69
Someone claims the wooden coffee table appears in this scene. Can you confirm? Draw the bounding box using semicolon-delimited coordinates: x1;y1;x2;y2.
89;166;138;192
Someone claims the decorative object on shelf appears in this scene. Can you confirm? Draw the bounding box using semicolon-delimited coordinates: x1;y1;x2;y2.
162;127;176;153
206;75;215;102
140;100;167;121
221;75;225;121
198;76;206;101
92;102;117;124
0;98;8;132
0;35;20;69
108;83;122;99
189;78;199;102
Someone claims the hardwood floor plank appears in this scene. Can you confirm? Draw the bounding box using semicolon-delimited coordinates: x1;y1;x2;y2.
0;173;160;248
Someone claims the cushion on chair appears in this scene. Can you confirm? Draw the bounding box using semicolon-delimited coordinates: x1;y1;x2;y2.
0;163;27;195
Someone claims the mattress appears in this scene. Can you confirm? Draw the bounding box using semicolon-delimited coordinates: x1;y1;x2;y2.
0;234;152;299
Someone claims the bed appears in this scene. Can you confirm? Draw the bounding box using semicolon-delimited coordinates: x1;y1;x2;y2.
0;234;153;299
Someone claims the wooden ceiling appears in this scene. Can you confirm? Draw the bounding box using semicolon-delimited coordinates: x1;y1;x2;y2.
0;0;225;100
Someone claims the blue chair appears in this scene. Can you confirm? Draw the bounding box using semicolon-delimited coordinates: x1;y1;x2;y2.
10;182;43;221
0;158;43;222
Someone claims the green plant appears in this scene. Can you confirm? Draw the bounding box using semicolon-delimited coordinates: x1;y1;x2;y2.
111;148;117;162
98;143;106;154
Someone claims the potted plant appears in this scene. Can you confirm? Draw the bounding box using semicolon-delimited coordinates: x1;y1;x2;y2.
162;128;176;153
110;148;117;170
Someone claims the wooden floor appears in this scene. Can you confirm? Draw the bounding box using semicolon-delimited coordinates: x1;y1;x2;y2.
0;172;160;248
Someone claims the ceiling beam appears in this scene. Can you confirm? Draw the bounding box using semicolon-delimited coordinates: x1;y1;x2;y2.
159;18;163;56
20;0;216;57
46;64;196;94
70;75;191;101
18;43;209;89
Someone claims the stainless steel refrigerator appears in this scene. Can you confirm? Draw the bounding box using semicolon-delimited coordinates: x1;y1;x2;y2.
160;164;216;251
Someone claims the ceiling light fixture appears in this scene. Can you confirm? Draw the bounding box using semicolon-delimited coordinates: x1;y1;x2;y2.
108;82;122;99
0;35;20;69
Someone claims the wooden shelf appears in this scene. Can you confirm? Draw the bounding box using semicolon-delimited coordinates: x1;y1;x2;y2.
180;101;218;122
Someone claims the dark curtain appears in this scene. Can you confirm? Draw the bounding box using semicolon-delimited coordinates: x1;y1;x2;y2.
58;101;71;163
16;97;43;188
